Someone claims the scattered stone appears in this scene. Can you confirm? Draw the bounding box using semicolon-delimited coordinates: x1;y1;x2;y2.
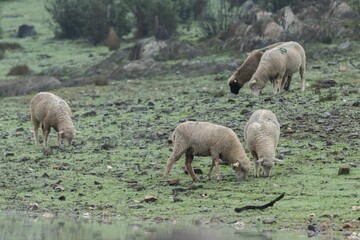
327;61;337;66
166;179;180;186
307;224;320;237
28;202;39;211
24;194;33;198
42;212;55;218
173;197;183;203
43;147;52;156
337;40;351;51
54;185;65;192
144;195;157;203
42;172;49;178
321;112;331;118
312;65;321;69
351;206;360;211
338;165;350;175
58;195;66;201
4;152;14;157
82;110;97;117
17;24;36;38
128;105;148;112
263;218;277;224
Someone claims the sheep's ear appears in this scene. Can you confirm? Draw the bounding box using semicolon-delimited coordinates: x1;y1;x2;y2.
256;158;264;163
232;162;240;168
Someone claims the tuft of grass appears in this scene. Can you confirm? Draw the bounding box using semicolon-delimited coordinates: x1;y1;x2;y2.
7;64;32;76
0;42;23;51
103;27;121;51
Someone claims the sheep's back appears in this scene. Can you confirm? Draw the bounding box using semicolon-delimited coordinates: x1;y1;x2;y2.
244;110;280;150
174;121;239;154
31;92;72;123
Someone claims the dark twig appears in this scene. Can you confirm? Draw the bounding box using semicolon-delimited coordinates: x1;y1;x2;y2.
349;59;360;69
234;192;285;213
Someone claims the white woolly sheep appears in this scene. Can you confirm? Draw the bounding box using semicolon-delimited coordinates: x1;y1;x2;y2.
248;41;306;96
30;92;76;147
164;121;250;181
244;109;282;177
228;42;285;95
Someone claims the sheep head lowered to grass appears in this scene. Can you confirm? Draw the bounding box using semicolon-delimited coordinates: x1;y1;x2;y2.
244;109;282;177
164;121;250;181
30;92;76;147
228;42;285;95
248;41;306;96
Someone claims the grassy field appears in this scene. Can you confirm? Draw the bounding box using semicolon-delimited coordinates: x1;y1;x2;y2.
1;0;360;238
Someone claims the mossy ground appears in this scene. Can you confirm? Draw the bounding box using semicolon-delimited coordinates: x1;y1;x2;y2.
0;0;360;238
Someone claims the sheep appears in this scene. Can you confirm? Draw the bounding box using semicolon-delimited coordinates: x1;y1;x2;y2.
248;41;306;96
30;92;76;147
163;121;250;181
244;109;282;177
227;42;285;95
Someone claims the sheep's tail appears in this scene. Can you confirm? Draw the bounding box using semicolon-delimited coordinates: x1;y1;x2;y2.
167;131;175;144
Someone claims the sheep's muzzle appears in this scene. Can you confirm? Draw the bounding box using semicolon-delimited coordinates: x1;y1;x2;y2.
229;82;241;94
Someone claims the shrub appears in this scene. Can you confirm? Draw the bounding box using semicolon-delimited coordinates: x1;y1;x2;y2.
7;64;32;76
124;0;179;38
104;27;121;51
0;42;22;50
198;0;240;38
45;0;132;44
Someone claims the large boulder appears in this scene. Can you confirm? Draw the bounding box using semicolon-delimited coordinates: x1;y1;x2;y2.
330;1;358;19
0;76;61;97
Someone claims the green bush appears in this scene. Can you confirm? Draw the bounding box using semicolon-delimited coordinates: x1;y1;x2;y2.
124;0;179;38
45;0;132;44
198;0;239;38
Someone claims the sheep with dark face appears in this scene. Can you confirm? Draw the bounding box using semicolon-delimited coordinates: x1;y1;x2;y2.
244;110;282;177
30;92;76;147
164;121;250;181
228;42;284;95
248;41;306;96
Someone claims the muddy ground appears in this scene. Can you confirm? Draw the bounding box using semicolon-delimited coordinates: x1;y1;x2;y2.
0;55;359;237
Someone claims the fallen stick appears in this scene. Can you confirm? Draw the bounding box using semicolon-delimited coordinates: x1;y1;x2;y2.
234;192;285;213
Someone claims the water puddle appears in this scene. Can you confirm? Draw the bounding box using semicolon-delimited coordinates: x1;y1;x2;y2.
0;214;314;240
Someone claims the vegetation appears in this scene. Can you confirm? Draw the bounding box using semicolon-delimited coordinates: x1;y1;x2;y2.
7;64;32;76
45;0;132;44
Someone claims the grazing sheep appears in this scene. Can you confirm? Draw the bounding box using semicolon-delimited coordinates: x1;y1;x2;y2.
248;41;306;96
30;92;76;147
164;121;250;181
228;42;284;94
244;110;282;177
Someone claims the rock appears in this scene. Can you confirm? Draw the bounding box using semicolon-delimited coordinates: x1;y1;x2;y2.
307;224;320;237
263;21;283;39
263;218;277;224
17;24;36;38
128;105;148;112
144;195;157;203
337;41;352;51
321;112;331;118
28;202;39;211
338;165;350;175
331;1;358;19
0;76;61;97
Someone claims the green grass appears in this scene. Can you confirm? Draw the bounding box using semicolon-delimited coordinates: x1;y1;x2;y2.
1;0;360;237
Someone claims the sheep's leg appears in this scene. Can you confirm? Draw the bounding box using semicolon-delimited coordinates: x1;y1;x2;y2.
208;159;215;180
42;124;51;147
284;76;292;91
300;64;305;92
279;75;288;93
163;144;185;180
252;151;260;177
57;132;62;147
213;157;221;181
31;117;40;146
185;151;199;181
